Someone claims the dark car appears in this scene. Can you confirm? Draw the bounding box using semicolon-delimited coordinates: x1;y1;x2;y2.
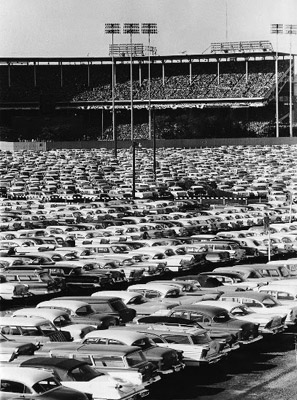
38;264;114;290
52;296;136;324
0;266;65;296
165;304;263;346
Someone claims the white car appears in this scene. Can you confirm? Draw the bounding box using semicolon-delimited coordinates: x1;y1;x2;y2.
11;308;96;341
17;357;149;400
258;283;297;304
219;291;297;327
0;366;88;400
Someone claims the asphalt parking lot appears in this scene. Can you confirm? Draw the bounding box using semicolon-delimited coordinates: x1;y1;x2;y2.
1;144;297;400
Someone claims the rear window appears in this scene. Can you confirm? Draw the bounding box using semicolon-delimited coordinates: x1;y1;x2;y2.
161;334;191;344
126;351;146;367
110;300;126;312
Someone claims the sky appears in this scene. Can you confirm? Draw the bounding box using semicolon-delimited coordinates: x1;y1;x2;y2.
1;0;297;58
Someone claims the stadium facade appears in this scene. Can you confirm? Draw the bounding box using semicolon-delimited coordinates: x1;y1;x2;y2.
0;41;296;142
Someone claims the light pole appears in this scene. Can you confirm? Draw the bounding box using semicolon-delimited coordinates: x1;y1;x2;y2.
285;24;297;138
271;23;284;138
105;23;121;158
132;141;137;199
141;23;158;141
123;23;140;142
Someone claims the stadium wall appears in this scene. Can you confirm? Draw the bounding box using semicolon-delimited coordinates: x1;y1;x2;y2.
2;137;297;152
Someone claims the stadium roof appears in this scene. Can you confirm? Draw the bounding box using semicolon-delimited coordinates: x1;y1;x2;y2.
0;51;292;66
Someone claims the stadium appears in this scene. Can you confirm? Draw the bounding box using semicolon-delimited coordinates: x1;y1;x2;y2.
0;39;296;146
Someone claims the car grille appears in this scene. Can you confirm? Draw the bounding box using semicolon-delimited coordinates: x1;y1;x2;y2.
162;351;180;370
140;362;156;382
241;325;259;341
48;331;67;342
13;285;29;296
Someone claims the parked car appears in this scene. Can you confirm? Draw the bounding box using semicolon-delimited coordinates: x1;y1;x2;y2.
134;315;239;351
0;274;31;301
0;266;64;297
0;332;38;362
35;343;161;387
153;303;263;346
11;308;97;341
258;283;297;304
82;329;185;375
0;366;88;400
218;291;297;327
0;316;72;343
15;357;149;400
127;282;220;305
199;300;286;335
49;296;136;324
122;323;228;366
40;262;115;289
91;290;180;317
36;299;121;328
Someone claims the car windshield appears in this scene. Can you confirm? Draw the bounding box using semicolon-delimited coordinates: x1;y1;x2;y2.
213;312;231;323
262;297;282;307
32;377;60;393
68;364;103;381
127;295;147;305
126;350;146;367
231;306;252;316
54;314;72;327
191;332;211;345
76;305;94;316
132;337;154;349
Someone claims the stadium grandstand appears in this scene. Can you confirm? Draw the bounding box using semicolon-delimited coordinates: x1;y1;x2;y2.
0;40;296;141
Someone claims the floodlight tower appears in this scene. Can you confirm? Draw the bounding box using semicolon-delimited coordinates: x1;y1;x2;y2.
141;23;158;142
105;23;121;157
123;23;140;142
271;23;284;138
285;24;297;138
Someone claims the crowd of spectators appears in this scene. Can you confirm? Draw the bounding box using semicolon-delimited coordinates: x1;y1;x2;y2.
0;59;289;103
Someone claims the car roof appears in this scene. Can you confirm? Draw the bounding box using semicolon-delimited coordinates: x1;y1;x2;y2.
0;366;54;383
54;296;122;303
128;283;181;292
42;343;142;355
259;284;297;293
92;291;139;300
0;316;53;326
12;308;68;319
219;291;274;300
21;356;89;370
200;300;244;310
84;329;147;344
125;323;206;335
173;303;229;315
37;300;90;309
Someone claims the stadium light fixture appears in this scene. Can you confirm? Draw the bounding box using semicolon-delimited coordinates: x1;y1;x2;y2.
105;23;121;158
270;24;284;138
285;24;297;138
123;24;140;143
